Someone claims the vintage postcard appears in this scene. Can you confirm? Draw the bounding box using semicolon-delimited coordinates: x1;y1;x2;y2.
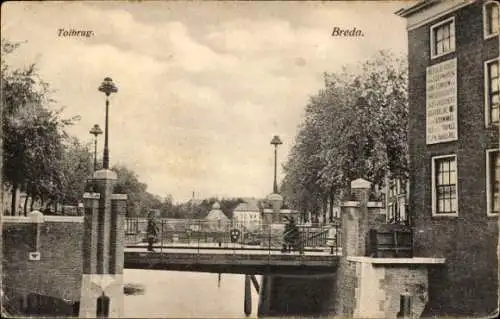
1;0;499;318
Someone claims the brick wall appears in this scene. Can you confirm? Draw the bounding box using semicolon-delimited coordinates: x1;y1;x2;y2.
332;260;357;317
337;258;431;318
2;218;83;314
408;1;498;316
379;266;428;318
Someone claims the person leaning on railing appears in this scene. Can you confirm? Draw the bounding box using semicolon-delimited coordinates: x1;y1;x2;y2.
146;211;159;252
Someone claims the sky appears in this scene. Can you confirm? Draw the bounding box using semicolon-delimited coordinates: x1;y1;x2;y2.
1;1;413;203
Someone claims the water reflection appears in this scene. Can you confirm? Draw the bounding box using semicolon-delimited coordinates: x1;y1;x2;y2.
124;269;261;318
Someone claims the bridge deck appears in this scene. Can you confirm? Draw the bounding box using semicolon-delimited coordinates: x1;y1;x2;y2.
124;247;341;275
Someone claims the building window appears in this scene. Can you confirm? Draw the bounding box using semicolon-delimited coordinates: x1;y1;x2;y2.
484;1;500;39
432;155;458;216
485;59;500;126
430;17;455;59
486;149;500;216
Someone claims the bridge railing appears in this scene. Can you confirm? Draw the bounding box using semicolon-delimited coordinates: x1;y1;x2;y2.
124;217;342;254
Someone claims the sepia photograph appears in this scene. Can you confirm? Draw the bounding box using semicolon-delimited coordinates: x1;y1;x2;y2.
1;0;499;318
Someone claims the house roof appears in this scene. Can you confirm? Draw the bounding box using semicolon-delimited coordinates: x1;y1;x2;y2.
233;199;260;212
205;208;229;221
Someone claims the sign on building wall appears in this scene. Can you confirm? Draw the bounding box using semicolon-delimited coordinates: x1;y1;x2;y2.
426;58;457;144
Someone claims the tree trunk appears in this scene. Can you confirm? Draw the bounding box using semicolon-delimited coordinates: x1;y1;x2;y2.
24;195;29;216
322;195;328;225
46;199;54;213
10;183;18;216
329;187;335;222
311;206;318;223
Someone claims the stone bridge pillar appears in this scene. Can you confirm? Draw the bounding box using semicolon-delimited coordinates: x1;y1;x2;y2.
79;169;127;318
341;178;371;257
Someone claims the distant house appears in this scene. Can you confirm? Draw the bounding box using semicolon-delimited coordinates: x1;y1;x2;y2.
382;177;408;224
232;198;261;231
204;202;229;231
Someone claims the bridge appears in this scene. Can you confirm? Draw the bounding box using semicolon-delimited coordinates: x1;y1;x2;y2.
124;246;341;275
123;217;342;275
4;174;429;319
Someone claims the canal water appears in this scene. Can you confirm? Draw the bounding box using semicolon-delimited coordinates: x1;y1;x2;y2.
124;269;261;318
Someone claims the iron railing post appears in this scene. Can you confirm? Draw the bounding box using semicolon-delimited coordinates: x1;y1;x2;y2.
337;223;341;255
197;219;200;255
268;225;271;264
160;219;163;253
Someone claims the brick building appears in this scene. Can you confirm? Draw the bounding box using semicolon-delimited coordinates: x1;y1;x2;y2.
397;0;499;316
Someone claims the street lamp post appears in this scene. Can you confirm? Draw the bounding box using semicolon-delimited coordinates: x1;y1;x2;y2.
89;124;103;171
270;135;283;193
267;135;283;225
98;77;118;169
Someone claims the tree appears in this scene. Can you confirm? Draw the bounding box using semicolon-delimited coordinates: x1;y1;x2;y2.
159;194;176;218
191;199;214;219
22;108;66;213
111;165;165;217
282;50;408;217
320;51;408;187
112;165;148;217
58;137;94;206
281;92;332;222
219;198;244;219
140;191;162;216
2;39;76;215
180;197;243;220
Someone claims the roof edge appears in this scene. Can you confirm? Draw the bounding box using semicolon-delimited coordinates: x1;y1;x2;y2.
395;0;437;17
396;0;474;31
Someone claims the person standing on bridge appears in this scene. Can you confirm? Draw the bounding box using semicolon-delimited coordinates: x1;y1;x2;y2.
146;211;159;252
283;217;300;253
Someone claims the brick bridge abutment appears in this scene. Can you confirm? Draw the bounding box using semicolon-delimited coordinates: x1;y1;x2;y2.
257;178;443;318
